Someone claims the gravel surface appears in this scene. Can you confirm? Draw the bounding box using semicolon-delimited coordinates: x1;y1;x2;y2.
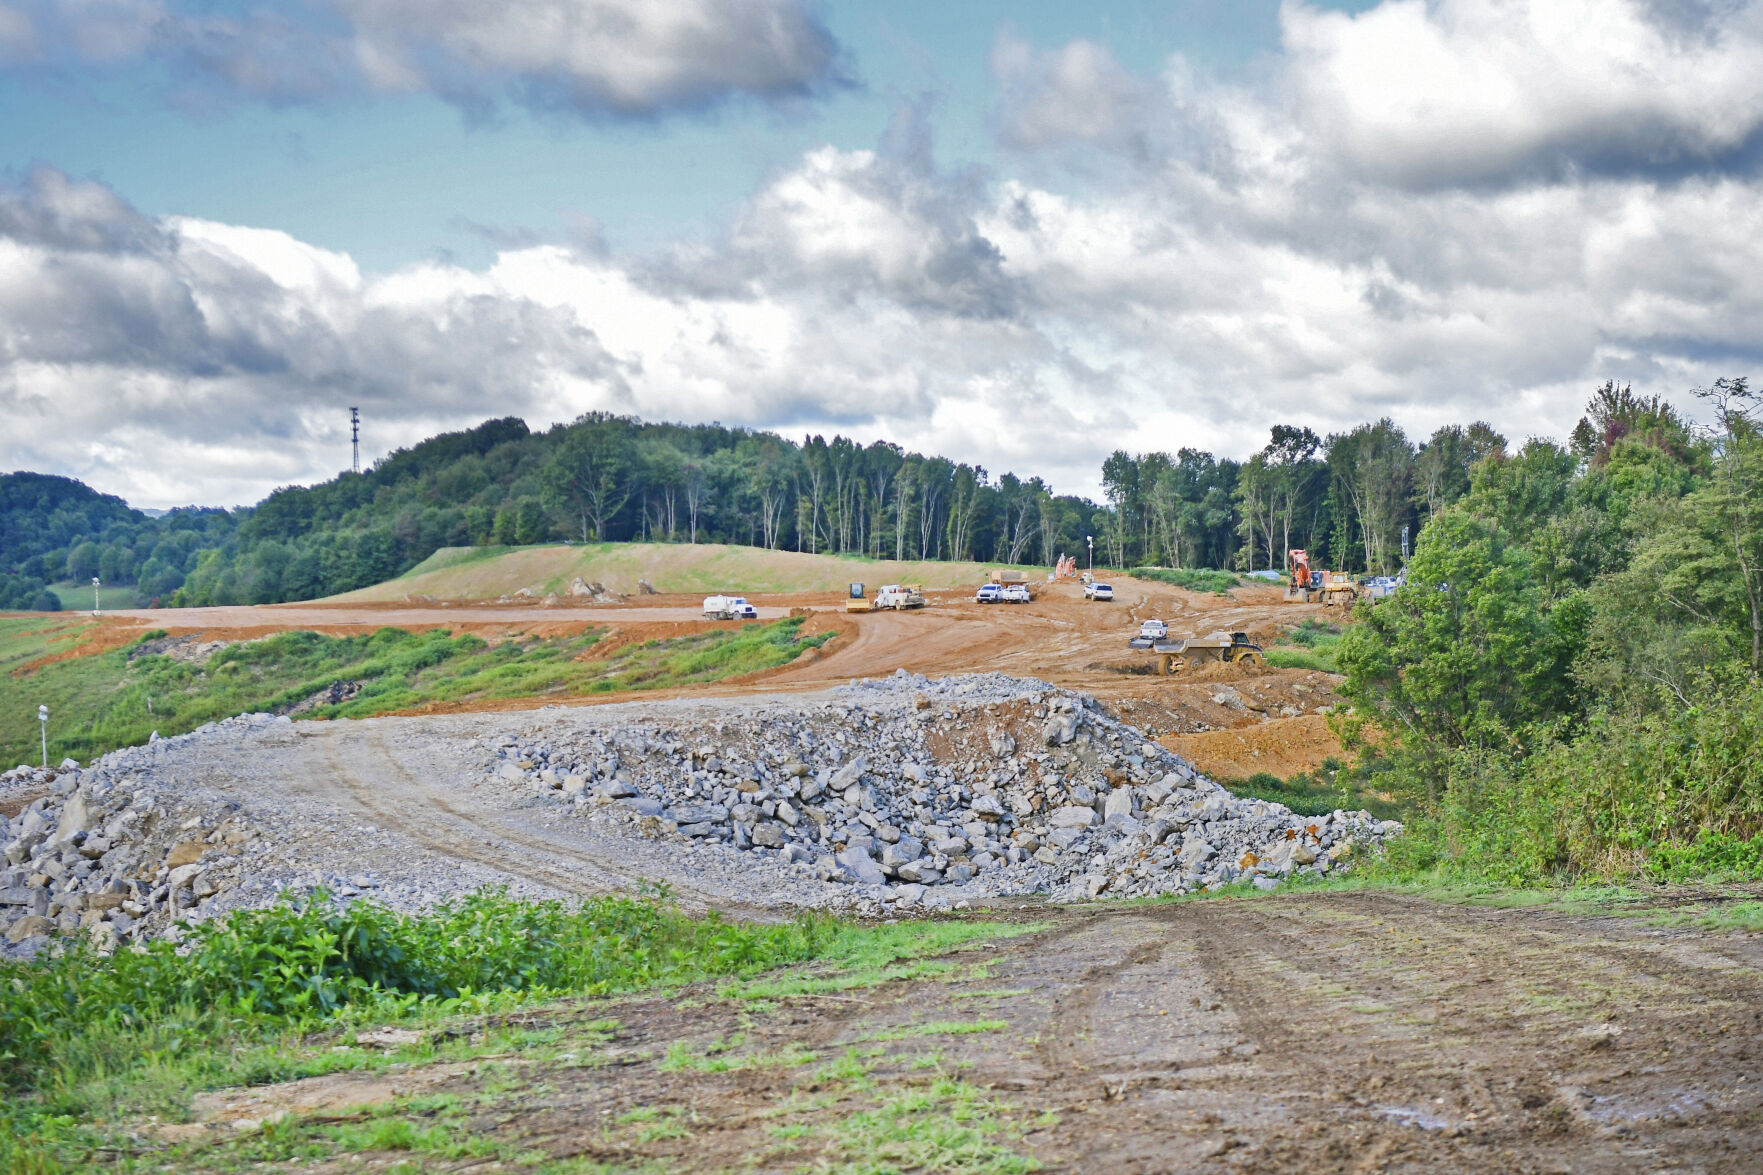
1;672;1398;954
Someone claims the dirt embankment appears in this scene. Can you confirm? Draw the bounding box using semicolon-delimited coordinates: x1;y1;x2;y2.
16;573;1349;777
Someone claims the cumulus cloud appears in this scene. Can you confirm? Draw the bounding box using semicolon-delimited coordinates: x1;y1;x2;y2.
1281;0;1763;187
1;0;844;115
10;0;1763;507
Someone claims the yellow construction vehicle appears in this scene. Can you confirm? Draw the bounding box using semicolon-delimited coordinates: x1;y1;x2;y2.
1133;630;1265;674
845;582;872;612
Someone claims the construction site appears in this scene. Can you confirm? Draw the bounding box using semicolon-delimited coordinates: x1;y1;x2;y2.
4;545;1760;1172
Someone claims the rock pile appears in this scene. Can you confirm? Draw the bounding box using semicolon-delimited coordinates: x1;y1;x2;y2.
480;671;1398;909
0;716;287;955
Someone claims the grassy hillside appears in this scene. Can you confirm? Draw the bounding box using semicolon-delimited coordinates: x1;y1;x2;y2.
0;615;832;766
334;542;1048;601
44;582;140;611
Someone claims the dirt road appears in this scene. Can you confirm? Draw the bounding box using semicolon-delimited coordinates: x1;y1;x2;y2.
80;578;1347;779
184;890;1763;1172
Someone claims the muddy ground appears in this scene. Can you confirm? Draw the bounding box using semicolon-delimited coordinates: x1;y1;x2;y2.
166;889;1763;1174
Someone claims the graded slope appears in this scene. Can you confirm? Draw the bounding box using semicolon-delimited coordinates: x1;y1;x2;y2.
330;543;1042;601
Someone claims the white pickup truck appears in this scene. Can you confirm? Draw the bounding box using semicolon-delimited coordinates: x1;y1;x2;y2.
702;594;756;620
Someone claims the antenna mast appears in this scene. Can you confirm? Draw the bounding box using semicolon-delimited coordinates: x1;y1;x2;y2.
349;407;360;474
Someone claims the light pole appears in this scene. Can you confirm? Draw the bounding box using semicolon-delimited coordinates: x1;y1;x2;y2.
1086;535;1093;574
38;704;48;769
92;576;101;617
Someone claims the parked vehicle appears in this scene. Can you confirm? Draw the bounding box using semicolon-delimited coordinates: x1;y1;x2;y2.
1084;582;1114;601
845;582;872;613
1001;584;1031;603
1129;619;1169;647
974;584;1003;604
702;594;752;620
874;584;925;610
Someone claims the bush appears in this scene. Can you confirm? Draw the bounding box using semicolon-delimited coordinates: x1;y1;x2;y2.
1365;676;1763;884
0;891;836;1098
1130;567;1241;594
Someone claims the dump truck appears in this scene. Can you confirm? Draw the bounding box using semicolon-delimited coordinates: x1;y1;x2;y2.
702;594;754;620
989;569;1033;599
873;583;924;610
845;582;872;613
1131;629;1265;674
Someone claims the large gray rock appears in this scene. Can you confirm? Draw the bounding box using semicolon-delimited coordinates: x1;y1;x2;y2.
751;823;785;849
669;802;728;826
836;847;886;886
881;836;924;868
894;859;942;884
1049;805;1097;829
1041;712;1079;746
1103;788;1135;821
829;758;865;791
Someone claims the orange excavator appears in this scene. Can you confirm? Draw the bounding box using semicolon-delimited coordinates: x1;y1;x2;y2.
1286;550;1359;606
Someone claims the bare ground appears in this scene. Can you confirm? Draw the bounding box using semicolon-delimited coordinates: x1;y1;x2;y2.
171;890;1763;1173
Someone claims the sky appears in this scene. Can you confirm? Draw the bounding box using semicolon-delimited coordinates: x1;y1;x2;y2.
3;0;1762;510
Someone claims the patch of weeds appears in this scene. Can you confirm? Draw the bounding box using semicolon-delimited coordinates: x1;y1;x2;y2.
723;921;1039;1001
818;1075;1041;1174
859;1020;1008;1042
660;1037;816;1073
769;1122;814;1139
812;1048;879;1089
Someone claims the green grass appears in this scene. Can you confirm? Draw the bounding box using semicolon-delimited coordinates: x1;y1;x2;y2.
1264;617;1344;673
719;921;1041;1001
0;891;1029;1172
1129;567;1242;594
858;1020;1007;1042
1227;760;1405;820
0;615;833;766
42;582;141;610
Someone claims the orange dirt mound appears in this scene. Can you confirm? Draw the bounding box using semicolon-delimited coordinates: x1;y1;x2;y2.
1162;714;1343;782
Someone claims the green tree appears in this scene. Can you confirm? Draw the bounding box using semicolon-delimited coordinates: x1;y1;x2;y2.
1337;508;1580;801
541;416;634;541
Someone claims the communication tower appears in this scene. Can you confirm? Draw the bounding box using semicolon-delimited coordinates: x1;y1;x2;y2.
350;407;360;474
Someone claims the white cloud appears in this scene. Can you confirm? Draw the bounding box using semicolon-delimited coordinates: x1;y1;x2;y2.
340;0;841;115
4;0;844;115
1281;0;1763;186
990;33;1152;150
8;1;1763;507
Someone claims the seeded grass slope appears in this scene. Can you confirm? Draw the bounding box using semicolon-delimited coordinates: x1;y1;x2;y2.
0;615;831;766
1127;567;1243;595
335;541;1047;601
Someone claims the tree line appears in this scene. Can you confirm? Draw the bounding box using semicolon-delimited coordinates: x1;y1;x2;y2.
0;382;1710;610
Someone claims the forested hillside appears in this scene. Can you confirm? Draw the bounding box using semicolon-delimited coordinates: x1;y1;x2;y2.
0;381;1737;612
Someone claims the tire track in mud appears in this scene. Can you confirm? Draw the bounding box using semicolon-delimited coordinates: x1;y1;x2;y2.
1165;893;1763;1173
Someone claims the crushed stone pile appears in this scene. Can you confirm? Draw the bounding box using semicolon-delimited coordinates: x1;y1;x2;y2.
1;715;289;956
479;670;1398;908
0;672;1401;955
